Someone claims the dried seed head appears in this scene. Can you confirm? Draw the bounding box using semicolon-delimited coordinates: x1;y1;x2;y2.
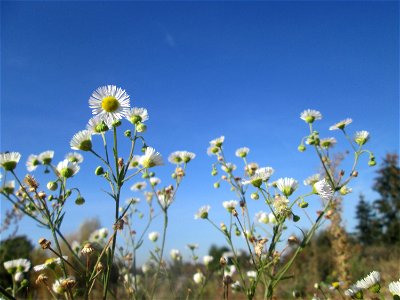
35;274;48;285
37;191;47;200
175;167;185;178
38;238;51;249
118;158;124;169
288;236;299;244
81;243;95;255
219;256;227;266
114;219;124;231
24;174;39;190
223;275;233;285
231;208;238;217
96;262;104;272
61;278;76;290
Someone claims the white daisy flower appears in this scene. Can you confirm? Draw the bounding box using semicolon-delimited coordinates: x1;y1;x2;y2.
130;181;147;191
141;261;155;274
1;180;15;194
33;257;67;272
207;145;221;156
89;228;109;243
300;109;322;123
222;200;238;213
225;265;237;277
273;195;291;217
194;205;210;219
314;179;334;201
3;258;30;274
170;249;182;261
180;151;196;163
247;270;257;279
354;131;370;146
203;255;214;266
149;177;161;186
65;152;83;164
0;152;21;171
86;114;112;134
339;185;352;195
389;280;400;296
126;197;140;205
303;174;321;186
221;163;236;173
344;285;363;298
89;85;130;124
38;151;54;165
70;130;92;151
52;278;65;294
193;271;205;284
320;137;337;149
209;136;225;147
26;154;40;171
235;147;250;158
128;155;141;169
126;107;149;124
71;241;81;254
355;271;381;292
168;151;183;164
139;147;163;168
329;118;353;130
268;212;277;224
187;243;199;250
276;177;298;197
56;159;80;178
255;211;269;224
148;231;159;242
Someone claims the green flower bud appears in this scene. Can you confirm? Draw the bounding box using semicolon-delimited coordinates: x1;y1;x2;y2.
47;181;58;191
211;169;218;176
297;145;306;152
171;173;177;179
214;182;220;189
75;196;85;205
298;201;309;208
142;172;150;179
292;214;300;222
149;172;155;177
368;160;376;166
141;146;147;153
21;279;29;288
136;122;147;133
130;115;142;124
251;192;259;200
124;130;131;137
138;213;144;219
65;190;72;198
48;195;53;201
369;283;380;293
112;120;121;127
220;223;227;232
235;227;241;236
95;166;104;176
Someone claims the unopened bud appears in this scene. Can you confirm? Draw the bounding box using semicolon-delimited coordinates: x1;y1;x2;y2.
124;130;131;137
47;181;58;191
351;171;358;177
95;166;104;176
112;120;121;127
75;196;85;205
251;192;259;200
214;182;220;189
297;145;306;152
136;122;147;133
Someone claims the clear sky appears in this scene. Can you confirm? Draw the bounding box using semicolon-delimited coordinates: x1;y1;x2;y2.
1;1;399;263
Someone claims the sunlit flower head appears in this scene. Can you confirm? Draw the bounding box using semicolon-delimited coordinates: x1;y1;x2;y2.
320;137;337;149
245;162;259;176
89;85;130;124
247;271;257;279
354;131;370;146
210;136;225;147
194;205;210;219
300;109;322;123
4;258;31;274
344;285;363;299
255;211;269;224
355;271;381;292
56;159;80;178
273;195;291;217
243;166;275;187
222;200;238;213
170;249;182;261
389;280;400;296
207;145;221;156
193;271;205;284
148;231;159;242
126;107;149;124
269;212;277;224
128;155;141;169
221;163;236;173
1;180;15;194
33;257;67;272
276;177;298;197
0;152;21;171
303;174;321;186
203;255;214;266
149;177;161;186
89;228;109;243
70;130;92;151
139;147;163;168
87;114;112;134
179;151;196;163
235;147;250;158
314;179;334;201
329;118;352;130
65;152;83;164
38;151;54;165
26;154;40;172
130;181;147;191
168;151;183;164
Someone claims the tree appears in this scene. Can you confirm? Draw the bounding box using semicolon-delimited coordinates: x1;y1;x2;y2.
355;194;381;245
373;153;400;245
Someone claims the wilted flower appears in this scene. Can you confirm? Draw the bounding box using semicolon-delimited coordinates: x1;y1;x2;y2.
148;231;159;242
89;85;130;124
0;152;21;171
193;271;205;285
235;147;250;158
139;147;163;168
355;271;381;292
276;177;298;197
26;154;40;171
300;109;322;123
329;118;352;130
70;130;92;151
194;205;210;219
354;131;370;146
222;200;238;213
56;159;80;178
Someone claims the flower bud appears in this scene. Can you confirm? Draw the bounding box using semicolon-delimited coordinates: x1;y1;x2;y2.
124;130;131;137
65;190;72;198
250;192;259;200
368;160;376;166
211;169;218;176
220;222;227;232
75;196;85;205
47;181;58;191
292;214;300;222
112;120;121;127
95;166;104;176
214;182;220;189
136;122;147;133
298;201;309;208
297;145;306;152
142;172;150;179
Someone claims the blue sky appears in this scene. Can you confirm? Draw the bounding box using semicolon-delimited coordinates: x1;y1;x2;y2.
1;1;398;263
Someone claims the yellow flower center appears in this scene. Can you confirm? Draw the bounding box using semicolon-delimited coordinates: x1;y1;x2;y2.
101;96;119;112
